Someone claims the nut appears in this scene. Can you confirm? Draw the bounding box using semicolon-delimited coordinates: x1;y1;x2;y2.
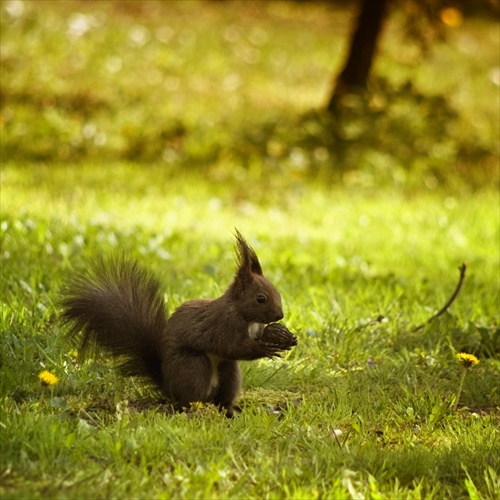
258;323;297;350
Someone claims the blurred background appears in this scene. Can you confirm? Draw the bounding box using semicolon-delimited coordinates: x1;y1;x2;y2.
1;0;498;188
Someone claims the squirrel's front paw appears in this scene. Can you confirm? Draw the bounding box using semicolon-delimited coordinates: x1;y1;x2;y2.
259;323;297;350
258;341;283;359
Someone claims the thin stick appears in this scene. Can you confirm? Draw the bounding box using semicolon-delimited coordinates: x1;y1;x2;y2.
332;428;343;450
413;262;467;332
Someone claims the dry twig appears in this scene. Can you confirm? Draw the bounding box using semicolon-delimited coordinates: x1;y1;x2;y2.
413;262;467;332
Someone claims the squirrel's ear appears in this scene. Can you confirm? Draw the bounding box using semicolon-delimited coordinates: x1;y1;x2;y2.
235;230;263;277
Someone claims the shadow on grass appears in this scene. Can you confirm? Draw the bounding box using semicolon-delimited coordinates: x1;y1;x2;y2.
2;78;496;188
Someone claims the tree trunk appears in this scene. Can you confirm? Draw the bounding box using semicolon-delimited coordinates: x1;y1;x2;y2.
327;0;388;111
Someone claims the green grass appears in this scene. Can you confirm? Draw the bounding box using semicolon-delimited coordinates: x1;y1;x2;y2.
1;1;499;184
1;1;500;498
1;165;499;499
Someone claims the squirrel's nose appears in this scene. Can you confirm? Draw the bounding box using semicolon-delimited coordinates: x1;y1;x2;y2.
275;310;284;322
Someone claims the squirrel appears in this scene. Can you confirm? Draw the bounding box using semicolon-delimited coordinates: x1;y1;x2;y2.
61;231;297;417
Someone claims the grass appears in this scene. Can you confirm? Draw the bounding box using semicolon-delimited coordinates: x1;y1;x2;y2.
1;1;500;498
1;165;499;499
1;1;499;184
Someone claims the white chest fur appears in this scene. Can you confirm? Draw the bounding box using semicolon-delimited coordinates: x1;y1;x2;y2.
205;323;263;398
248;322;263;339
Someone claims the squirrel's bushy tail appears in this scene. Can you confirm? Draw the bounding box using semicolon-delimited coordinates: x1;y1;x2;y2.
61;257;167;388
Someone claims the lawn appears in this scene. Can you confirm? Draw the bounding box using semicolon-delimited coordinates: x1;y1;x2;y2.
1;1;499;499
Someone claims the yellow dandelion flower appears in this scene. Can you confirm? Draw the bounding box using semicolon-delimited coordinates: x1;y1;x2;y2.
38;370;59;386
190;401;204;410
453;353;479;411
68;350;78;358
456;353;479;369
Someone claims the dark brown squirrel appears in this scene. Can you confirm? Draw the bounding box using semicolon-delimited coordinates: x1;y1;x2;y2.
61;231;297;417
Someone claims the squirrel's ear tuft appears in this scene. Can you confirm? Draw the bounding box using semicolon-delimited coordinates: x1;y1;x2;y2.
235;230;263;277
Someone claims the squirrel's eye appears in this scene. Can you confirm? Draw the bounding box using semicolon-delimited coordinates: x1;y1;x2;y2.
256;293;267;304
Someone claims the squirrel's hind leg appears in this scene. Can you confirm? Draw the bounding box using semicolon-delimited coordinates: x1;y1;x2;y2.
213;360;242;418
161;352;213;409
